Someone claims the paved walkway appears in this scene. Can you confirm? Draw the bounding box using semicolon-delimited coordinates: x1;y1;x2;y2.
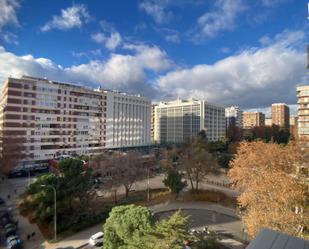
150;201;247;249
0;173;240;249
0;177;46;249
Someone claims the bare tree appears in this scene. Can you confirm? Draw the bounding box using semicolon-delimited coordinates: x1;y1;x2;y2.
180;139;218;192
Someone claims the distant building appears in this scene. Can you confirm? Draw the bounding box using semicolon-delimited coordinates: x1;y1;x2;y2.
265;118;272;126
154;99;225;143
243;112;265;128
225;106;243;128
271;103;290;128
297;85;309;148
289;116;298;139
150;104;157;142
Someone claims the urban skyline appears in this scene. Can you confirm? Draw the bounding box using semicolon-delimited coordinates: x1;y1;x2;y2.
0;0;309;111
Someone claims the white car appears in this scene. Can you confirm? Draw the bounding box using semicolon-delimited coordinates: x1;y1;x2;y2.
88;231;104;246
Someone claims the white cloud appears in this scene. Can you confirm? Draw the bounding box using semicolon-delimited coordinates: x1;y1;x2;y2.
123;43;174;72
0;0;19;30
0;44;173;96
91;32;122;50
91;20;122;50
156;30;307;108
139;0;173;24
41;4;90;32
194;0;245;40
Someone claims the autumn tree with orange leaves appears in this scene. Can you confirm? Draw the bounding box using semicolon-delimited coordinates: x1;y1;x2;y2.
228;141;308;239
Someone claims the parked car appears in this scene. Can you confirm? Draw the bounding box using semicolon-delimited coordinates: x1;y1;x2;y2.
5;226;17;238
6;235;22;249
89;232;104;246
0;197;5;205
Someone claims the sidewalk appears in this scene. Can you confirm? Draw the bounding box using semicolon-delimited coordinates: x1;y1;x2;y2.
150;201;238;218
0;177;46;249
150;201;246;249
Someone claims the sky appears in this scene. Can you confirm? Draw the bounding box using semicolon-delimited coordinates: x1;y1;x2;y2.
0;0;308;113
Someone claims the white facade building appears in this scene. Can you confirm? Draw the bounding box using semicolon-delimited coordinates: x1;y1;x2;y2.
154;99;225;143
105;91;151;148
0;76;151;168
225;106;243;128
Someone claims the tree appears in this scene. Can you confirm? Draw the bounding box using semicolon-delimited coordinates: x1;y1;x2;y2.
163;170;187;196
181;139;219;192
226;123;243;143
228;141;309;238
101;151;148;199
144;211;189;249
21;159;93;227
104;205;190;249
103;204;153;249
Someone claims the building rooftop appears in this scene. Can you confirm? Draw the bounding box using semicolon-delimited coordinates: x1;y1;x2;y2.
246;229;309;249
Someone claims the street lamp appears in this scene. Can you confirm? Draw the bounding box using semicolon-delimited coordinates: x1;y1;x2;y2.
41;184;57;241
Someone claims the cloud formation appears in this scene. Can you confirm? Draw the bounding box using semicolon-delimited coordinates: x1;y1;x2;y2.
0;44;173;97
193;0;246;40
91;21;122;50
0;0;19;30
139;0;173;24
156;30;307;108
41;4;90;32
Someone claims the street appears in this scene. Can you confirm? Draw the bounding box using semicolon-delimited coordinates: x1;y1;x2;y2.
0;173;240;249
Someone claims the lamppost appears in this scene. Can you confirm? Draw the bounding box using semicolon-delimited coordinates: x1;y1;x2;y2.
41;184;57;241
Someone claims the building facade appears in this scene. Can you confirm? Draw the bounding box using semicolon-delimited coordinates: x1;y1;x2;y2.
271;103;290;128
150;104;157;142
297;85;309;148
0;76;151;168
105;91;151;148
243;112;265;128
265;118;272;126
154;99;225;143
225;106;243;128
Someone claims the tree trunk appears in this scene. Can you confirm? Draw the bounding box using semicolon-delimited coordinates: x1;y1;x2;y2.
125;185;129;198
188;173;195;192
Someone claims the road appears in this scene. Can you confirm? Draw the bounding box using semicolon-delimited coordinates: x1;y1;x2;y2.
0;172;239;249
0;176;46;249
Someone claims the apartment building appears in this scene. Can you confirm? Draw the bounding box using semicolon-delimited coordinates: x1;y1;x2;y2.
225;106;243;128
154;99;225;143
150;104;157;142
289;116;298;139
271;103;290;128
297;85;309;148
0;76;150;168
243;112;265;128
265;118;272;126
105;91;151;148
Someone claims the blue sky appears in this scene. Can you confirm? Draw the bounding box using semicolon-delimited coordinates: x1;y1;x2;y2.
0;0;308;112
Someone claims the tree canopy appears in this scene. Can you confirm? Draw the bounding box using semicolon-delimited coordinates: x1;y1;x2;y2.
103;205;190;249
21;158;93;229
228;141;309;238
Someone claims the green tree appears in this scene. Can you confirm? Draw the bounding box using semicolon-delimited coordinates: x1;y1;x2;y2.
163;170;187;196
21;159;93;228
103;205;153;249
144;211;189;249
